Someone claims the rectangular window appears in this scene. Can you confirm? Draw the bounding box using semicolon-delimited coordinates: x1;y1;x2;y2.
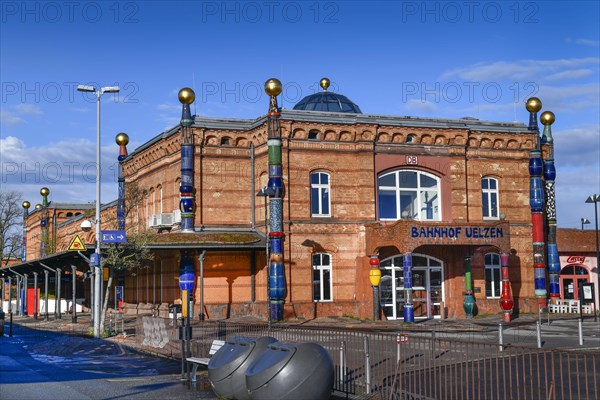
312;253;332;302
310;172;331;217
485;253;501;298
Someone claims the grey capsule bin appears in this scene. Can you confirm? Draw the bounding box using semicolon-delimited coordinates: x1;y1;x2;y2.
245;342;334;400
208;336;278;400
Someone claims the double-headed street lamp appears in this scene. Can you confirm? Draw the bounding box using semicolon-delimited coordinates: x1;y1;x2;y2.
585;194;600;315
77;84;120;338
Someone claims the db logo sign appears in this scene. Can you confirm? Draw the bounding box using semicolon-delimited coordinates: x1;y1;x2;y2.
566;256;586;264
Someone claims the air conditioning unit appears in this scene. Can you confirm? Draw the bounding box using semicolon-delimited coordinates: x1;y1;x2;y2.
149;214;160;227
161;213;174;225
173;209;181;224
149;213;174;227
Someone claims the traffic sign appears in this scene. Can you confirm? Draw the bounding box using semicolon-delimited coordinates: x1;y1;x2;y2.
67;235;87;251
101;230;126;243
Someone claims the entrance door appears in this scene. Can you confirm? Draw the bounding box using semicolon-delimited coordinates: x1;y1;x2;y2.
560;265;589;301
379;254;444;320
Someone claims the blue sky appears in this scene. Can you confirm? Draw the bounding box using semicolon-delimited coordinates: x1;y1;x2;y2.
1;0;599;229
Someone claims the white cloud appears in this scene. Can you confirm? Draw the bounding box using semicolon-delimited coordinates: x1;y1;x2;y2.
14;104;43;115
404;99;438;113
441;57;599;82
566;38;600;48
0;110;25;125
546;69;593;81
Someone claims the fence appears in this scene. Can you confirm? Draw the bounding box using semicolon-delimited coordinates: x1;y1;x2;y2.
189;321;599;400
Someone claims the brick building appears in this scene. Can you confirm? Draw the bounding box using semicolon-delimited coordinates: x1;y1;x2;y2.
4;81;597;320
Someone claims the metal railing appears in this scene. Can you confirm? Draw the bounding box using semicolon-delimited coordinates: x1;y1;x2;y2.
188;321;599;400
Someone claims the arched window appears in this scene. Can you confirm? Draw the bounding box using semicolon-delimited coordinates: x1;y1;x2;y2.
485;253;501;298
482;177;499;219
308;130;320;140
378;170;440;221
312;253;332;302
310;171;331;217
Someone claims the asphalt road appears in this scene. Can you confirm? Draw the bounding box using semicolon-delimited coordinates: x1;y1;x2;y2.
0;324;216;400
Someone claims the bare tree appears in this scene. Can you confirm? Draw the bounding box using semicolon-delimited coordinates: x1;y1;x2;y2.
99;183;154;334
0;191;23;265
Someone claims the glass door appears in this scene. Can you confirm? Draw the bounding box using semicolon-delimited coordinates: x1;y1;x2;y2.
379;255;444;320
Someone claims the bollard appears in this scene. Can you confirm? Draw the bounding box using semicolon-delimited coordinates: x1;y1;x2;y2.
339;341;346;391
498;323;504;352
578;317;584;346
396;334;401;363
431;331;436;360
364;336;370;394
536;320;542;348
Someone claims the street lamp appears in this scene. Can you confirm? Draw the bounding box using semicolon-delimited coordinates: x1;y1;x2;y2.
581;218;591;230
77;84;120;338
585;194;600;316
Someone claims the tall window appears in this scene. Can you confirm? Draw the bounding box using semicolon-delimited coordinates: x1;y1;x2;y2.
482;177;499;219
311;172;331;217
485;253;501;298
312;253;332;302
378;170;440;221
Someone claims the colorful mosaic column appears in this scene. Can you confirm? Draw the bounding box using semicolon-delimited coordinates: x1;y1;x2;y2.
540;111;560;300
526;97;547;309
369;256;382;320
178;88;196;233
40;187;50;258
500;251;514;322
116;133;129;231
22;201;30;262
403;252;414;322
264;78;286;322
463;257;475;318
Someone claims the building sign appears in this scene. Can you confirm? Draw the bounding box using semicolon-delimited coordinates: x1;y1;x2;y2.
566;256;586;264
411;226;504;239
365;220;511;254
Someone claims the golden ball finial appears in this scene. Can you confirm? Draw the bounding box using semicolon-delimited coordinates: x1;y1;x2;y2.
264;78;282;97
178;87;195;105
22;201;30;209
525;97;542;113
540;111;555;126
320;77;330;91
35;204;42;210
40;187;49;196
115;132;129;146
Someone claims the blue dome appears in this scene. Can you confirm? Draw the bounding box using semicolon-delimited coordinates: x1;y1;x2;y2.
293;91;362;113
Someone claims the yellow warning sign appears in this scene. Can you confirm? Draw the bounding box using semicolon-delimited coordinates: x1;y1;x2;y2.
68;235;87;251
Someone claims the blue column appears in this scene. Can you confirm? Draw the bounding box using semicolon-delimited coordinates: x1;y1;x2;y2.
403;252;414;322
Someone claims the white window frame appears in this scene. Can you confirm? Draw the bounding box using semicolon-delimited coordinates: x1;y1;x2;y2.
312;253;333;302
482;177;499;220
310;171;331;217
378;170;441;221
485;253;501;298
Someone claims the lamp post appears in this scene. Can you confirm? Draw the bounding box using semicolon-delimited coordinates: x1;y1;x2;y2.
585;194;600;315
77;84;120;338
581;218;591;230
22;201;30;262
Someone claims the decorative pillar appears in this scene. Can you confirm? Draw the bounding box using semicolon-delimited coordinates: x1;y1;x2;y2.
500;251;513;322
369;256;382;320
403;252;414;322
178;88;196;233
540;111;560;300
463;257;475;318
264;78;286;322
115;133;129;231
526;97;547;309
40;187;50;258
22;201;30;262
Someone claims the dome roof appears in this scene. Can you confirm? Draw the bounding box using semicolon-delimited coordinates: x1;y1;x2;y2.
292;78;362;113
293;92;362;113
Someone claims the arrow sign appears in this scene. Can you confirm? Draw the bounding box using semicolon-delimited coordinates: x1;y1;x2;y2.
101;230;126;243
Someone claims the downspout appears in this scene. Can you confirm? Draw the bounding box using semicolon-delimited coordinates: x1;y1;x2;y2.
465;129;470;221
